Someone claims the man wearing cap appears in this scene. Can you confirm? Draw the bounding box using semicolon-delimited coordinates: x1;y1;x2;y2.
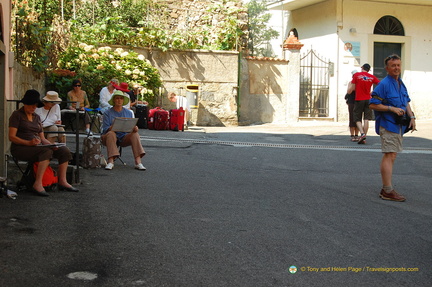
347;63;380;144
101;91;146;170
35;91;66;144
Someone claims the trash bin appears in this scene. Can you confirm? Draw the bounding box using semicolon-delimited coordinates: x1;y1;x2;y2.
186;85;199;109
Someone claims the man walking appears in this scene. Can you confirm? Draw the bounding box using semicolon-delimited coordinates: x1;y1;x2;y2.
347;63;380;144
369;54;416;202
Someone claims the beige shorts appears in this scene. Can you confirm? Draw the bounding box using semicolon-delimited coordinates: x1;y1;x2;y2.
380;126;403;153
43;125;65;139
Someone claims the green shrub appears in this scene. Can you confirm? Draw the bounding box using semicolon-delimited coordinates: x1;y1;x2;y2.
50;44;162;108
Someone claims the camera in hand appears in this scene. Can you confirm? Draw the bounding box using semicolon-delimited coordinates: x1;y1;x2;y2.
395;113;411;126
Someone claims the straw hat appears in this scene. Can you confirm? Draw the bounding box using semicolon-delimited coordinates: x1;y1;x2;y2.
42;91;62;103
108;90;130;106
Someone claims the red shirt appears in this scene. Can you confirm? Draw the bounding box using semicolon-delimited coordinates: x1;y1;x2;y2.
351;72;380;101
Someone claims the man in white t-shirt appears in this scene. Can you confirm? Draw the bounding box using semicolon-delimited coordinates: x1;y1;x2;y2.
168;92;189;125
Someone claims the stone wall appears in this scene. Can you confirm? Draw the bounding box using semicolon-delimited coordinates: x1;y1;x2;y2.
12;63;45;100
135;48;240;126
162;0;248;51
3;63;45;157
10;46;300;128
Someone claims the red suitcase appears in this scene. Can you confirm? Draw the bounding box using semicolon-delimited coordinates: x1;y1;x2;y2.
148;107;165;130
169;108;185;131
153;109;169;130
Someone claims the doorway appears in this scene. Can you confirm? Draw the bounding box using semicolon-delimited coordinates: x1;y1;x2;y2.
373;42;401;80
299;49;330;117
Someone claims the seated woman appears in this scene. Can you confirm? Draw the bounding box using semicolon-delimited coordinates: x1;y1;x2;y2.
35;91;66;144
9;90;79;196
67;79;93;135
101;90;146;171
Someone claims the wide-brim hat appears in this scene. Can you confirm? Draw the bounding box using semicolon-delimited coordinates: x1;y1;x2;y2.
20;89;43;107
113;82;130;92
42;91;62;103
108;90;130;106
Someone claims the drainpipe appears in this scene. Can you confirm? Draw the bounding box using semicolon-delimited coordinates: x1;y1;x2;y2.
281;0;285;59
335;0;344;122
236;51;242;121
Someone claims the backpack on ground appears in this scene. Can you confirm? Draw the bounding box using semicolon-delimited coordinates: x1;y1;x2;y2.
33;162;58;191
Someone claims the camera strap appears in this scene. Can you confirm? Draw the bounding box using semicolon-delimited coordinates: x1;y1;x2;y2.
371;94;388;104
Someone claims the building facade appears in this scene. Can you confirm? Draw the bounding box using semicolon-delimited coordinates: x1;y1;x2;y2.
268;0;432;122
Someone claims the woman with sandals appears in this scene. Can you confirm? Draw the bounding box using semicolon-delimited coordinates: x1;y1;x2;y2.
9;90;79;196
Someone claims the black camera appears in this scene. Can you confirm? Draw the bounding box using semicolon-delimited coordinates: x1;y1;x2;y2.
395;114;411;126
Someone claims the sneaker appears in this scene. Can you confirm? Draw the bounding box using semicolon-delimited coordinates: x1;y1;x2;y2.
379;189;406;202
6;189;18;200
105;162;114;170
357;134;366;144
358;140;366;144
135;163;146;170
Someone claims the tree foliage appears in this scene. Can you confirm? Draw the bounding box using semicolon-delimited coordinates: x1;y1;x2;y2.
246;0;279;57
11;0;248;106
48;44;162;107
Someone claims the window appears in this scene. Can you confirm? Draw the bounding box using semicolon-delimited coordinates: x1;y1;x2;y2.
374;16;404;36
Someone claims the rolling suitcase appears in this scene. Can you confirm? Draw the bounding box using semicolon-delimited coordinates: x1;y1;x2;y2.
154;109;169;130
135;104;148;129
169;108;185;131
148;107;169;130
148;107;161;130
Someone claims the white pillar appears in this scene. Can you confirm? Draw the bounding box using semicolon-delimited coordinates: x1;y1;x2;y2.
284;44;304;123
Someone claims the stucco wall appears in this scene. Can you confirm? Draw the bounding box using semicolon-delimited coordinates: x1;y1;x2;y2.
271;0;432;123
338;0;432;122
239;58;289;125
290;1;340;121
1;0;13;177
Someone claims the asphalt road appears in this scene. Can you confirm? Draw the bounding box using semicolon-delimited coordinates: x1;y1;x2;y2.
1;121;431;286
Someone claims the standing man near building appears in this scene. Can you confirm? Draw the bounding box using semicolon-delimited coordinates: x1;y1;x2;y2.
369;54;416;202
347;63;380;144
168;92;190;127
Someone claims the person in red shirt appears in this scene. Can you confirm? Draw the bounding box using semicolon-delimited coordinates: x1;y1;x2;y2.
347;63;380;144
